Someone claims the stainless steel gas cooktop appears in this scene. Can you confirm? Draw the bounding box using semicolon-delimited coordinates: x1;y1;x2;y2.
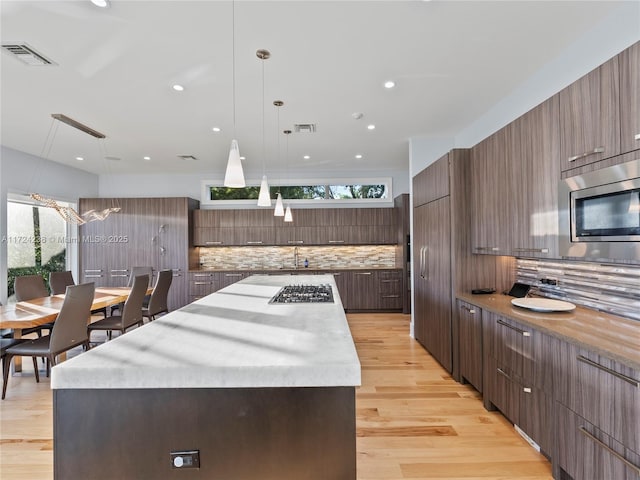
269;284;334;304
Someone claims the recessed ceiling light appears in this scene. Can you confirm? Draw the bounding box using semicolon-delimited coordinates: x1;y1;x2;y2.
355;154;363;159
367;124;376;130
143;156;151;161
172;84;184;92
90;0;110;8
303;155;310;160
212;127;221;132
75;156;84;161
384;80;395;89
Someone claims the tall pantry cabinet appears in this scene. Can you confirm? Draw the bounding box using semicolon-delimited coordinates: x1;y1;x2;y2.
413;150;497;379
78;197;199;311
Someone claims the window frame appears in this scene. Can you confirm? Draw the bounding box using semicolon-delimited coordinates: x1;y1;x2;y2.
200;177;393;207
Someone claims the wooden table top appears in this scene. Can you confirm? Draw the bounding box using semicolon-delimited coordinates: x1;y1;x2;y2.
0;287;143;331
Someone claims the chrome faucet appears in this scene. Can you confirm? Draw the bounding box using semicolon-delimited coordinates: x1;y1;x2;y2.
293;246;299;269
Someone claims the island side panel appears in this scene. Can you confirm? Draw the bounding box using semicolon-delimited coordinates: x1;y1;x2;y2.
54;386;355;480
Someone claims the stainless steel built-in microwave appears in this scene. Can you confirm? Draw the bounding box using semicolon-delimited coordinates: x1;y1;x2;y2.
559;158;640;262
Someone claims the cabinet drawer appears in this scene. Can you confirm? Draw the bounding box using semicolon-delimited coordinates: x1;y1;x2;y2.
556;403;640;480
189;280;217;296
484;313;553;393
458;301;483;393
554;342;639;453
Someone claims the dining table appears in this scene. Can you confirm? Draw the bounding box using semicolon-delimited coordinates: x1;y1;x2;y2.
0;286;149;372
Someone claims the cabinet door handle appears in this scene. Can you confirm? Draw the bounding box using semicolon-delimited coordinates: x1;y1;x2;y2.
522;387;532;393
85;274;103;278
84;269;102;273
110;274;128;278
355;272;372;275
193;274;211;277
225;273;243;277
635;133;640;141
475;246;500;252
205;241;223;245
567;146;604;162
193;282;212;285
577;355;639;388
328;240;345;244
246;241;263;245
287;240;304;244
382;295;400;298
381;280;399;283
496;367;512;380
578;426;640;475
513;247;549;254
497;319;531;337
460;305;476;314
111;269;128;273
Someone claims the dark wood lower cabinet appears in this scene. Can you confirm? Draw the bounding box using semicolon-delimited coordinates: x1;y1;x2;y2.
54;387;356;480
458;301;482;392
556;403;640;480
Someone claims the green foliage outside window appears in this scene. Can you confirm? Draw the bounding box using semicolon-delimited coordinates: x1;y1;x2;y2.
209;183;387;201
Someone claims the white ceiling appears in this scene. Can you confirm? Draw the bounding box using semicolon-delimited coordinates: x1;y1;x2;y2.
0;0;631;178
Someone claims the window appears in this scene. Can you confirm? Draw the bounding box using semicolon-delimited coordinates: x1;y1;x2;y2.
202;178;392;205
5;196;71;300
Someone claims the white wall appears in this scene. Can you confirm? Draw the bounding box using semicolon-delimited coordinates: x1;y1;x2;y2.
0;146;99;304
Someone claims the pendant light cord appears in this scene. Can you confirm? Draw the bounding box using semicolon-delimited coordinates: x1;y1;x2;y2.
232;0;236;138
262;57;266;176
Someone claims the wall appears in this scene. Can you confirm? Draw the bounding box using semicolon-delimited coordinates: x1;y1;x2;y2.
0;146;99;304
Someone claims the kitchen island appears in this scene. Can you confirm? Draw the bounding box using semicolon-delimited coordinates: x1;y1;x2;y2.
51;274;361;480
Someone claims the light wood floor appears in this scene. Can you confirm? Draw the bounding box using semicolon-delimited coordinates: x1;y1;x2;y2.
0;313;552;479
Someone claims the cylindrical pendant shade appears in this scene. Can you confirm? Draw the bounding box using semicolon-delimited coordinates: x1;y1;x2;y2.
274;192;285;216
257;175;271;206
284;204;293;222
224;139;245;187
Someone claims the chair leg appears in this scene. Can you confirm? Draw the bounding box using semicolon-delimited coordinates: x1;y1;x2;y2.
2;354;13;399
33;357;40;383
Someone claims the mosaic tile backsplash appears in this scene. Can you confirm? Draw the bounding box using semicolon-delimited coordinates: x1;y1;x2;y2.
199;245;398;271
516;258;640;321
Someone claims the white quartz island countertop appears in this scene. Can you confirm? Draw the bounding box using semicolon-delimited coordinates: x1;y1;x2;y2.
51;274;361;389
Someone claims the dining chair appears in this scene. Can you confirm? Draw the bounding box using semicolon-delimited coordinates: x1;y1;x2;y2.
111;266;153;315
88;274;148;342
14;274;53;337
49;271;107;319
2;282;94;399
142;269;172;322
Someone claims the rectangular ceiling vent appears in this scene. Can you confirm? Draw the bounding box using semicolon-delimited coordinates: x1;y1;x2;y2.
2;43;56;66
294;124;317;133
177;154;198;161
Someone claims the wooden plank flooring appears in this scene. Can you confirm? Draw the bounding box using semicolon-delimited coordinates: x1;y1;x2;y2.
0;313;552;479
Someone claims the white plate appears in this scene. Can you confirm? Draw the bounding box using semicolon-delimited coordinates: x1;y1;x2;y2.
511;297;576;312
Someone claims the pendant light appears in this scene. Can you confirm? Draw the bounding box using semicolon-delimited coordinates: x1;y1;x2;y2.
283;129;293;222
273;99;285;216
256;49;272;206
224;1;245;188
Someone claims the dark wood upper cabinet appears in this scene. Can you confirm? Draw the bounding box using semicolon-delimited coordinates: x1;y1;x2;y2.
194;207;397;246
508;95;560;257
413;157;449;208
559;54;620;171
620;40;640;155
470;125;512;255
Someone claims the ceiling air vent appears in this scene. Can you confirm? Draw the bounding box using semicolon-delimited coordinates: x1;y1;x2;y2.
177;154;198;161
294;124;317;133
2;43;56;66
